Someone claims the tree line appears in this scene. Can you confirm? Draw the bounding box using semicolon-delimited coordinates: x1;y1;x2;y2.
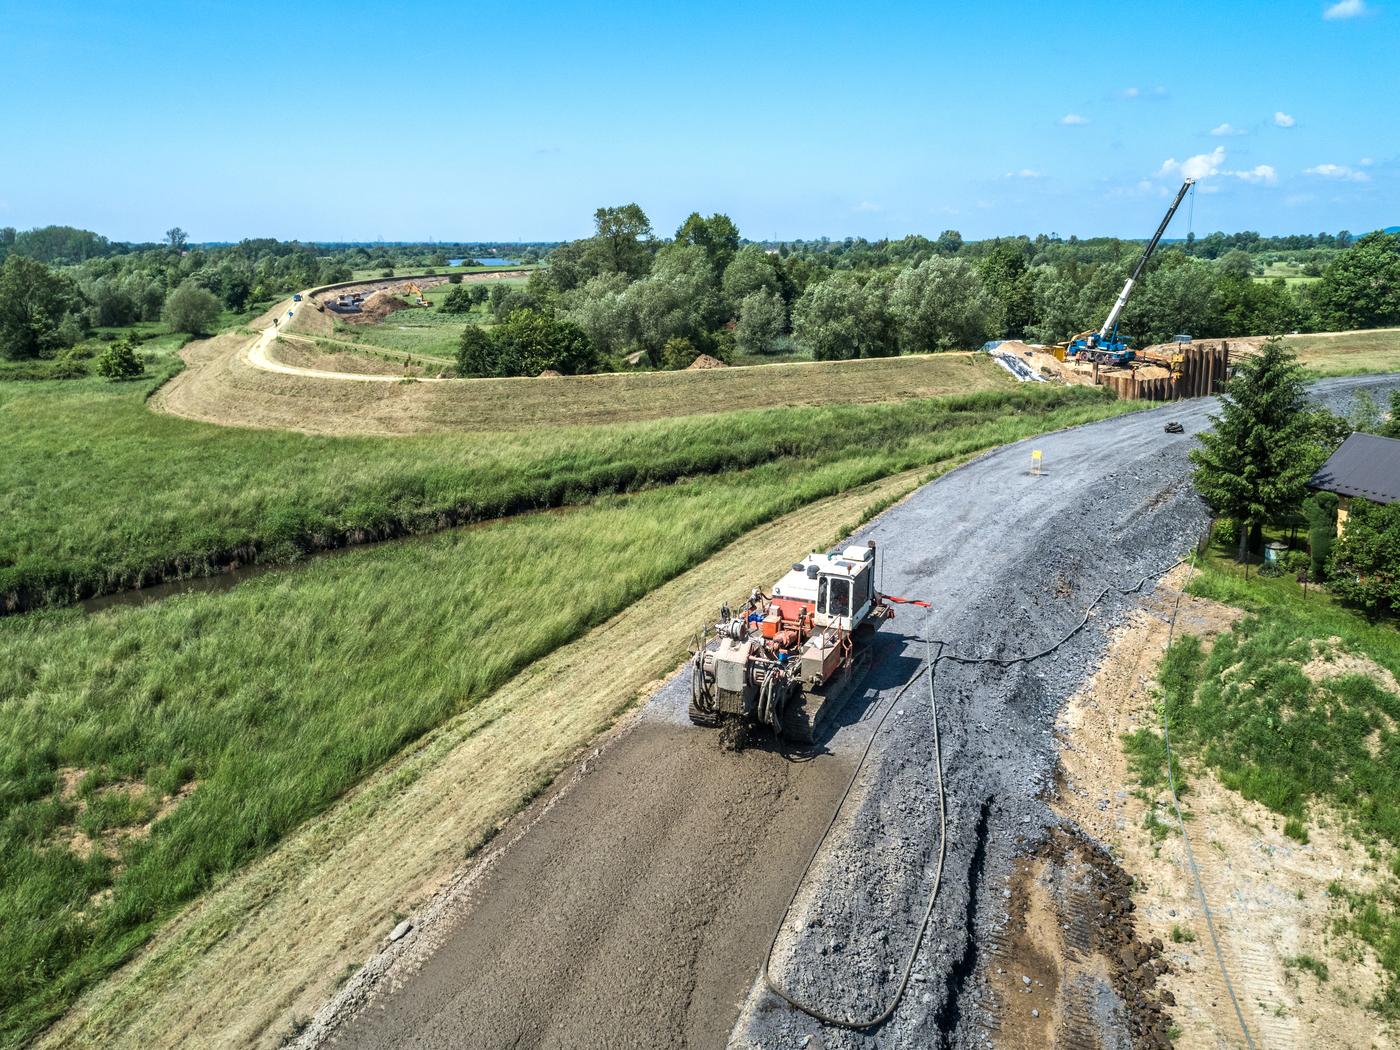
447;204;1400;377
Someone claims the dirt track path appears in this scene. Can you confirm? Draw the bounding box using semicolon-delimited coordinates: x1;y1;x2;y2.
315;375;1400;1049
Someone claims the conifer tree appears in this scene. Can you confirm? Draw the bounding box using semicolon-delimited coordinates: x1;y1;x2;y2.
1190;338;1316;562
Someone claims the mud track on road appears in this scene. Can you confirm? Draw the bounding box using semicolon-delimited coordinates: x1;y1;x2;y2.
304;377;1399;1050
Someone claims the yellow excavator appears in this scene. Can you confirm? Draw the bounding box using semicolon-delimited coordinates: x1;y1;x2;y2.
404;283;430;307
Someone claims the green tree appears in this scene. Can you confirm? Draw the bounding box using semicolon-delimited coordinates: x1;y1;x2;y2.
166;227;189;251
1383;391;1400;440
1190;338;1319;561
975;240;1035;338
0;254;84;359
162;280;222;335
589;203;653;278
562;272;632;359
889;257;1003;352
1328;498;1400;617
1217;249;1255;280
487;309;596;376
1303;492;1338;581
675;213;740;275
456;325;496;376
1123;257;1219;344
439;286;475;314
721;245;787;315
734;290;785;355
618;244;720;361
95;334;145;381
934;230;964;256
1314;231;1400;329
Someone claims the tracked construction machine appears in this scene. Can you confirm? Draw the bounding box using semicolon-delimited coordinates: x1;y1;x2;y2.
689;541;911;743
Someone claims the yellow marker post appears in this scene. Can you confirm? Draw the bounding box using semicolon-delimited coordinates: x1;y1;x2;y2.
1031;449;1043;476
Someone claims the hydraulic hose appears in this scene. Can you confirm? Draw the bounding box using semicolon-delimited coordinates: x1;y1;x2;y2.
762;560;1185;1031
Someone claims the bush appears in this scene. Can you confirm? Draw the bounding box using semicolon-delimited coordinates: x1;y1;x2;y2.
448;273;463;284
1304;492;1338;580
95;336;145;380
660;336;700;370
1328;498;1400;616
163;281;222;336
439;286;475;315
1213;518;1238;550
455;310;597;377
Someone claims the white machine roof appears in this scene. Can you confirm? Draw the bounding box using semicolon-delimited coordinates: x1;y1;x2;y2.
771;546;873;600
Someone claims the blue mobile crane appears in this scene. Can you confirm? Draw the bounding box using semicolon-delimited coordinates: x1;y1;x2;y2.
1064;177;1196;366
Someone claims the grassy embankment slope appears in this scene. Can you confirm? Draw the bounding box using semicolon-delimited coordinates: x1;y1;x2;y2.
1285;328;1400;377
1133;538;1400;1016
0;346;1142;1045
5;350;1026;612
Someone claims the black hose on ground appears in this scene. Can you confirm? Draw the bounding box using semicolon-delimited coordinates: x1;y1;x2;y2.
762;559;1184;1031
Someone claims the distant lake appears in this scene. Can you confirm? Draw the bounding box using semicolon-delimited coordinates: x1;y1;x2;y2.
449;258;522;267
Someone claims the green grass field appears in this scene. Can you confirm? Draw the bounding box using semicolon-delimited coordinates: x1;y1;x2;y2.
1285;328;1400;376
0;389;1139;1046
1141;542;1400;1015
2;369;1127;614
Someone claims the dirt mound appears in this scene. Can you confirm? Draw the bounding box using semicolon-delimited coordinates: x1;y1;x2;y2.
343;292;411;326
686;354;727;370
538;369;562;378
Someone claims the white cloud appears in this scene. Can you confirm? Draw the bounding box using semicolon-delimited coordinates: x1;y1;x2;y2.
1274;111;1296;127
1003;168;1042;179
1159;146;1226;181
1058;113;1089;126
1360;157;1375;166
1324;0;1368;18
1210;123;1248;136
1121;87;1140;98
1304;163;1371;182
1234;165;1278;185
852;201;883;213
1158;148;1277;187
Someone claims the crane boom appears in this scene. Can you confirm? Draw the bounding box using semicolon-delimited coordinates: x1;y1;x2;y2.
1097;178;1196;342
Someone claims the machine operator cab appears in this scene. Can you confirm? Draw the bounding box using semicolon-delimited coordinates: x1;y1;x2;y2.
771;543;878;634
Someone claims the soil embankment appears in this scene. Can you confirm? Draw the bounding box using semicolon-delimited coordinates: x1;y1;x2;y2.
1056;569;1392;1049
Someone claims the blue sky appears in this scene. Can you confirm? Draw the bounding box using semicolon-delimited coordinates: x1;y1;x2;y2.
1;0;1394;243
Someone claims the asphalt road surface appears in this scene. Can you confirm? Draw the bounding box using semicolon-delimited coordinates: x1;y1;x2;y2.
326;375;1399;1050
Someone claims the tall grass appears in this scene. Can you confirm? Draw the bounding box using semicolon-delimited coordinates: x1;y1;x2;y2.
0;391;1134;1046
1;380;1132;613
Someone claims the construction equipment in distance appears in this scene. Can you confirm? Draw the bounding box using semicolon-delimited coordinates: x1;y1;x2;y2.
689;541;897;744
404;282;430;306
1061;177;1196;367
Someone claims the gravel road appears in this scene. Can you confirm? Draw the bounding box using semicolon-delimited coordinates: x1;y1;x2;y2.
324;375;1399;1050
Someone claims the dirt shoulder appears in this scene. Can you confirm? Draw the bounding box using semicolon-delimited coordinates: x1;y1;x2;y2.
37;467;931;1050
1056;566;1394;1049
